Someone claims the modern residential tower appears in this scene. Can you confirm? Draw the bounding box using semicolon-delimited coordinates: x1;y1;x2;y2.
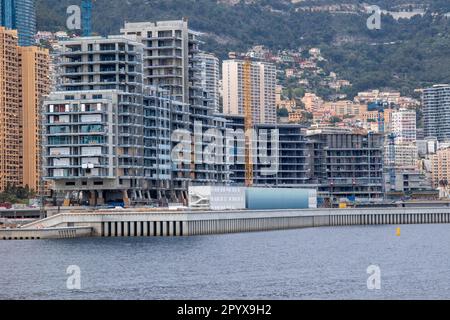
0;27;49;191
222;59;277;125
423;84;450;142
197;51;220;112
121;20;229;198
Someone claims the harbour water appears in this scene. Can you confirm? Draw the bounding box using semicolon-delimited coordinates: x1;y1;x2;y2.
1;224;450;300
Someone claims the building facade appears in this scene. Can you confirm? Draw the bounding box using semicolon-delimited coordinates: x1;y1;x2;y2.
121;20;229;199
222;59;277;124
0;27;49;191
0;27;21;190
423;84;450;142
391;108;416;143
430;148;450;188
44;22;230;205
225;115;314;188
307;128;385;204
20;46;51;192
43;36;185;205
197;51;220;112
225;115;384;205
0;0;36;46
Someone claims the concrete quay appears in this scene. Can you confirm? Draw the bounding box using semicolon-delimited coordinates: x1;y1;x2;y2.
0;227;93;240
0;207;448;240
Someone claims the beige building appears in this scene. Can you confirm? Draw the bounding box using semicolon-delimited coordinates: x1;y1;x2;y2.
222;59;276;124
385;144;418;168
323;100;367;118
355;90;401;104
383;108;395;132
0;27;50;192
0;28;21;191
302;93;323;113
430;148;450;188
288;110;304;123
20;46;51;192
361;111;380;123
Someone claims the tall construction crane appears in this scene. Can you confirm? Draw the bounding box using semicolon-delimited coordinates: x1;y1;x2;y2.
243;58;254;187
81;0;93;36
387;133;397;191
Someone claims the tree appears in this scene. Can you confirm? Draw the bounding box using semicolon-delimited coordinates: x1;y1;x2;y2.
329;116;342;124
277;107;289;118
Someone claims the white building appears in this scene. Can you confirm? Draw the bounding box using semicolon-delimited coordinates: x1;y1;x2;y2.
222;59;277;124
197;52;220;112
391;108;417;143
385;144;418;167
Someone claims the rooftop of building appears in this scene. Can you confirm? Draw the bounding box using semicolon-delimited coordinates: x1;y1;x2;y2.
59;35;140;45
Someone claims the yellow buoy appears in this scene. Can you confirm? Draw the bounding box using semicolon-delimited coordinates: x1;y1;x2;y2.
396;227;401;236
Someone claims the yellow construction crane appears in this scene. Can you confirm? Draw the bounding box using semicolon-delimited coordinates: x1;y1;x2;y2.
243;58;254;187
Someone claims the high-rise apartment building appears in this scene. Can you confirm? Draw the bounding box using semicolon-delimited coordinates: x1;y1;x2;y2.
43;35;177;205
44;25;229;205
197;51;220;112
0;27;49;191
423;84;450;142
222;59;276;124
0;27;21;190
391;108;416;143
0;0;36;46
121;20;229;197
20;46;50;192
307;128;385;204
225;115;314;187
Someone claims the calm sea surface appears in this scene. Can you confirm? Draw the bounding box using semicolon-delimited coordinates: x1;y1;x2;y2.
1;224;450;300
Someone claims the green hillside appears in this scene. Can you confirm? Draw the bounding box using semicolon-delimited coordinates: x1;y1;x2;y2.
36;0;450;96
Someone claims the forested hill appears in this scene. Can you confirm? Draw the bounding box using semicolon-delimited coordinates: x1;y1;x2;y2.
36;0;450;95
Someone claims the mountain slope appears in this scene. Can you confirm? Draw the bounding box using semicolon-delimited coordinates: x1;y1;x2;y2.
36;0;450;95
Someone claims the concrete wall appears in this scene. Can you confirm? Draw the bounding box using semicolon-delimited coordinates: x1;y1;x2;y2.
0;227;92;240
15;207;450;238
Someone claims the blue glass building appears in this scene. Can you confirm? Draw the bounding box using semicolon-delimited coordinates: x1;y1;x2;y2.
0;0;36;46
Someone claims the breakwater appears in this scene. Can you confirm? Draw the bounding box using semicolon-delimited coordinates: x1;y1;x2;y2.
1;207;450;240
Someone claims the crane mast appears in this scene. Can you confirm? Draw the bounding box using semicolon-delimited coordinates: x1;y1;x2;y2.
243;59;254;187
81;0;93;37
